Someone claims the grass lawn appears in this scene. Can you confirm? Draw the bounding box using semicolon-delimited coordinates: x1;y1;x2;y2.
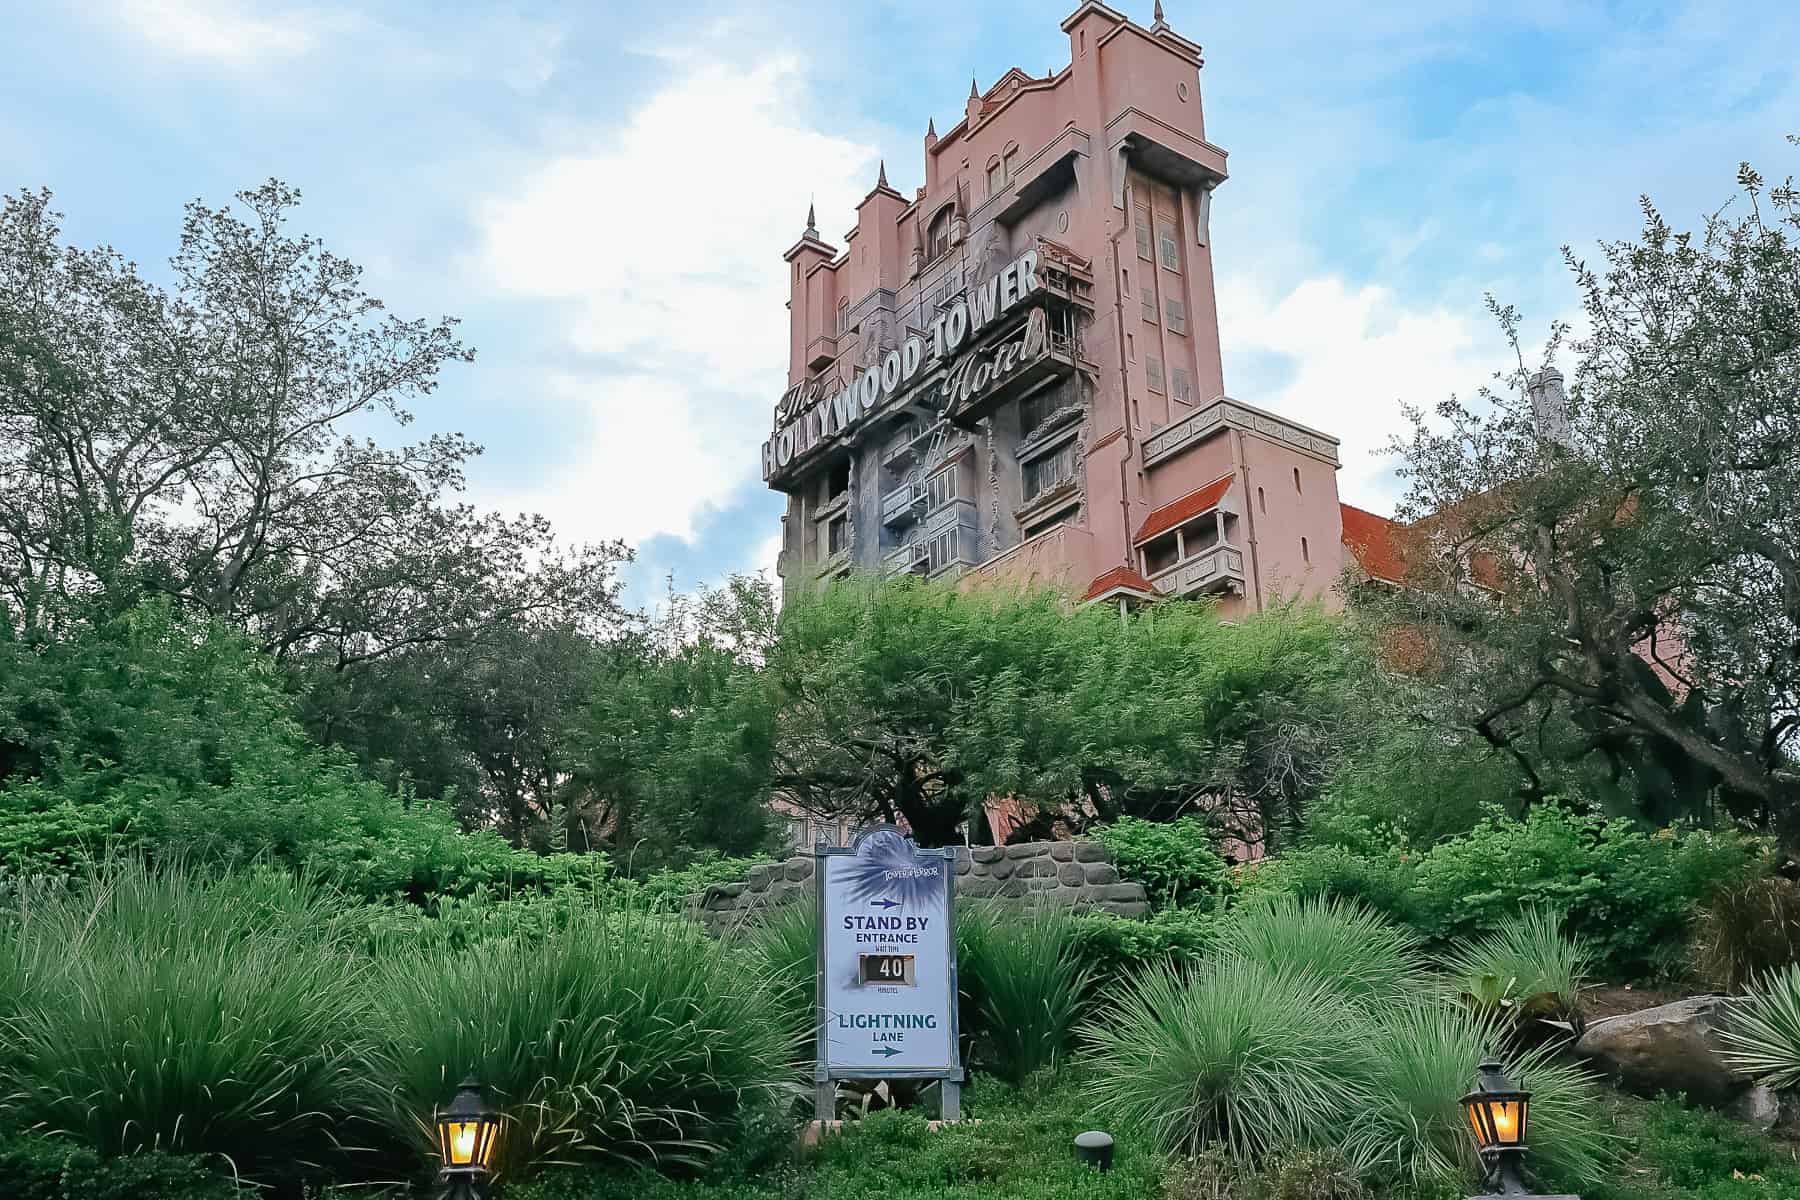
492;1073;1800;1200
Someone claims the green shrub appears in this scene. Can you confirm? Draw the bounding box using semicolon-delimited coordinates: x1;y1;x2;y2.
957;903;1093;1084
1236;843;1419;920
1718;962;1800;1089
1691;876;1800;991
1067;907;1215;981
358;907;798;1181
0;1133;245;1200
1082;957;1368;1161
1586;1095;1800;1199
1437;906;1592;1029
1405;808;1762;979
1090;815;1229;907
1343;998;1615;1193
0;862;367;1186
1217;893;1424;1001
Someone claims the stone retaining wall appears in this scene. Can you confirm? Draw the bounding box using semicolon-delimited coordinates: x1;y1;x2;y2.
688;840;1148;936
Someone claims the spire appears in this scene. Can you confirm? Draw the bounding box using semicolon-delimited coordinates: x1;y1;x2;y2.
805;199;817;235
969;76;979;99
1151;0;1169;32
877;159;889;189
926;117;936;138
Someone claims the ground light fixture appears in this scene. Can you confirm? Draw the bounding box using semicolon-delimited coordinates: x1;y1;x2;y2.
1073;1129;1114;1171
1460;1059;1576;1199
435;1075;501;1200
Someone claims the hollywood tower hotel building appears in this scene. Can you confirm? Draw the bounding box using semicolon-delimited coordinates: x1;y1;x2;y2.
763;2;1360;613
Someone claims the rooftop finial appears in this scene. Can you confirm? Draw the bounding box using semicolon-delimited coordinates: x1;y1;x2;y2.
926;117;936;138
1151;0;1169;32
805;199;816;234
877;159;889;189
969;75;979;99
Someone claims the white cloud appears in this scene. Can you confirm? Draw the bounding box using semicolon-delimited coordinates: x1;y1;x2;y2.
109;0;330;62
1218;273;1512;513
472;54;877;547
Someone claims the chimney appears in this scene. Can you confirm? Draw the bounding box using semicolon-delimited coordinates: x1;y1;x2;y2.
1528;367;1573;447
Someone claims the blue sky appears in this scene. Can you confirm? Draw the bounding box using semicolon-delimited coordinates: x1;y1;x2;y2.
4;0;1795;604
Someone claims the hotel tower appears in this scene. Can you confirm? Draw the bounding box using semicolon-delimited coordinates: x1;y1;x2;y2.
763;1;1377;615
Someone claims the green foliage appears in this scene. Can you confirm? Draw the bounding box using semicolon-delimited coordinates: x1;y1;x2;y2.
769;577;1360;847
956;904;1093;1084
1436;906;1592;1027
1261;805;1764;979
1718;962;1800;1089
1583;1095;1800;1200
1217;894;1425;1002
0;862;367;1187
357;907;799;1181
0;1133;244;1200
1066;907;1216;980
1691;876;1800;991
1343;999;1615;1192
1082;957;1367;1161
0;601;610;902
1090;815;1229;907
1308;722;1520;852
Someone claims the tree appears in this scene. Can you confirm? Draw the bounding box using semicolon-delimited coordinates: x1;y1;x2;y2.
765;576;1359;848
576;575;777;870
0;182;627;664
1381;147;1800;847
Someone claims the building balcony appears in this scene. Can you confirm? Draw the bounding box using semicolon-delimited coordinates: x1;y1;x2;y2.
881;423;933;472
806;333;839;370
1148;543;1247;598
882;537;931;576
881;480;926;526
945;324;1081;429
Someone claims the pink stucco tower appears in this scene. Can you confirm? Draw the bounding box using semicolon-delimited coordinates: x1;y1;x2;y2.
762;1;1350;617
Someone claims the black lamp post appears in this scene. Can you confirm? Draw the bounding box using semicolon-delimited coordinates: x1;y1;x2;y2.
1460;1059;1531;1196
434;1075;501;1200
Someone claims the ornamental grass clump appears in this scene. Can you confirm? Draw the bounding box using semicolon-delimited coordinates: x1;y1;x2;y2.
0;861;368;1185
1216;893;1425;1001
957;902;1093;1084
1437;905;1592;1032
1720;962;1800;1089
361;906;800;1181
1082;956;1369;1161
1342;997;1616;1193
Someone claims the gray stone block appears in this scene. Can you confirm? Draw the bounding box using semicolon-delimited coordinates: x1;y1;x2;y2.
1027;876;1058;892
998;878;1027;899
1094;883;1145;902
1082;863;1119;886
971;846;1003;864
988;858;1015;880
1049;842;1074;862
960;876;1000;899
785;858;814;881
1004;841;1045;859
1057;862;1085;886
1101;901;1149;919
1072;841;1106;862
954;857;971;876
745;867;772;892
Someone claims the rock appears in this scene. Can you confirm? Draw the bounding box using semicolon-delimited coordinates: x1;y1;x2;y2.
1072;841;1107;863
785;858;813;881
1726;1085;1782;1132
998;878;1027;899
1004;841;1045;859
1780;1091;1800;1137
1102;900;1149;919
1057;862;1086;886
1093;882;1147;903
971;846;1003;864
1027;876;1058;892
954;856;971;876
1083;863;1119;886
987;858;1015;881
959;876;999;900
745;866;772;892
1050;842;1074;862
1574;996;1754;1106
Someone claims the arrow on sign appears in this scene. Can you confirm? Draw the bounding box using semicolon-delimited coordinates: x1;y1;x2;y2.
869;898;901;910
872;1045;902;1058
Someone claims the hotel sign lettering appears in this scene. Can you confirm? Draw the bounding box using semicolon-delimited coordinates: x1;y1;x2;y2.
763;249;1043;481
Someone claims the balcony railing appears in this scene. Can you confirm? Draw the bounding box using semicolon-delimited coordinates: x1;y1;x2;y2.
881;480;926;526
882;538;930;576
1148;543;1247;598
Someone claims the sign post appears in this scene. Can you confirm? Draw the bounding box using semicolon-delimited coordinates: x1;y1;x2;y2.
814;826;963;1122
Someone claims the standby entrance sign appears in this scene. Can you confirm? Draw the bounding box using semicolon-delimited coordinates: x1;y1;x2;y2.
814;826;962;1118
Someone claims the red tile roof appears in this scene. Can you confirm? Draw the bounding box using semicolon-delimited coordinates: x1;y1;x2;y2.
1339;502;1406;584
1133;475;1234;545
1082;565;1160;602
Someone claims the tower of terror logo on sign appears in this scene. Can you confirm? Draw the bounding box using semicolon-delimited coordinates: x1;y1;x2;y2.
762;249;1045;480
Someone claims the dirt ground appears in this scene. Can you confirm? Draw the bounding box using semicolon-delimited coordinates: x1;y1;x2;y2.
1581;981;1691;1020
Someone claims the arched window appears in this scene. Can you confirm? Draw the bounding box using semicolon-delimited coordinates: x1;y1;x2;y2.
926;205;954;261
986;157;1003;197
